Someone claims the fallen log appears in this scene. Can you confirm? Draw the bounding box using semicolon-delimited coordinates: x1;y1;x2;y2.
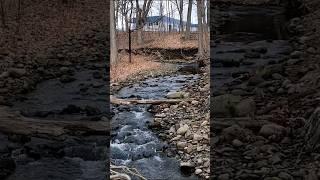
110;95;193;105
0;106;108;139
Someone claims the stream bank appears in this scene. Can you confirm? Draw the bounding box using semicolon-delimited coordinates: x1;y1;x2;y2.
212;1;320;179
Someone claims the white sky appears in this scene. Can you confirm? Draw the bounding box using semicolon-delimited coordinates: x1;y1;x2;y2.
116;0;208;28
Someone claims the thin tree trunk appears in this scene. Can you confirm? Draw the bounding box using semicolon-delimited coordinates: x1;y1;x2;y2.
197;0;204;57
179;0;183;32
110;0;118;64
185;0;192;39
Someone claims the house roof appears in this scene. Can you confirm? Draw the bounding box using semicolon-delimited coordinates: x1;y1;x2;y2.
131;16;198;27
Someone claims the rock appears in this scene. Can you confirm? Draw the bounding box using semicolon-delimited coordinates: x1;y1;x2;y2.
177;124;189;135
180;162;195;175
232;139;243;147
0;72;9;79
176;141;187;150
0;157;15;179
191;100;199;105
166;91;188;99
8;68;27;78
248;75;265;86
278;172;293;180
222;125;249;142
218;173;230;180
84;106;101;116
287;59;302;65
290;51;303;58
155;113;166;118
193;134;203;141
259;124;286;138
235;97;255;117
60;75;75;83
195;169;203;175
212;94;241;117
59;67;70;74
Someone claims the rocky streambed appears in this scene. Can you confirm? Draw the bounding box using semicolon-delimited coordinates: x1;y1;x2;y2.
111;74;201;179
0;60;109;180
211;2;320;180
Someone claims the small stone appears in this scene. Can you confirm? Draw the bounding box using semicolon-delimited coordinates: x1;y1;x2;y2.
218;173;230;180
232;139;243;147
155;113;166;118
177;124;189;135
193;134;203;141
278;172;292;180
259;124;286;138
195;169;202;175
177;142;187;150
191;100;199;105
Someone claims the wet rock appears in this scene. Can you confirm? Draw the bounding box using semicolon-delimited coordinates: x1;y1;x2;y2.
245;52;261;58
61;104;81;114
0;157;16;179
8;68;27;78
92;71;102;79
235;97;255;117
212;94;241;117
60;75;75;83
218;173;230;180
290;51;303;59
84;106;101;116
222;125;248;142
278;172;293;180
180;162;195;175
232;139;244;147
259;124;286;139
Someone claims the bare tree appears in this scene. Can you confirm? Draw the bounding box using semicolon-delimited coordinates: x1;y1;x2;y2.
172;0;184;32
185;0;192;39
111;0;118;64
135;0;152;44
197;0;206;57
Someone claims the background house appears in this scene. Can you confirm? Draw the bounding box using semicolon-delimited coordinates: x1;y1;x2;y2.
130;16;198;32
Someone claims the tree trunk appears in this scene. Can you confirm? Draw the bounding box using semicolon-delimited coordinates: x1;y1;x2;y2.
110;0;118;64
179;0;183;32
185;0;193;39
197;0;204;57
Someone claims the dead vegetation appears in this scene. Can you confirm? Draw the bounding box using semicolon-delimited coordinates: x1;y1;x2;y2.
110;53;161;83
117;32;198;50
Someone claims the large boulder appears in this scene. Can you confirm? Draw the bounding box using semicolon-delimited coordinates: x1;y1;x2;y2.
212;94;255;117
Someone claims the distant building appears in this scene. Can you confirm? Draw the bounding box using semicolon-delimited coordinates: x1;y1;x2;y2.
130;16;198;32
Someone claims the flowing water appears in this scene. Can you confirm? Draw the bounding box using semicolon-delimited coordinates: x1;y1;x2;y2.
111;74;199;180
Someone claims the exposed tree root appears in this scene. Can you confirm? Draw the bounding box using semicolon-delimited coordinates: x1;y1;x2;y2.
110;165;146;180
304;107;320;150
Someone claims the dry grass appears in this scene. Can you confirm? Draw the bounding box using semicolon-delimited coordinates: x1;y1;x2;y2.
117;32;198;49
110;53;161;83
